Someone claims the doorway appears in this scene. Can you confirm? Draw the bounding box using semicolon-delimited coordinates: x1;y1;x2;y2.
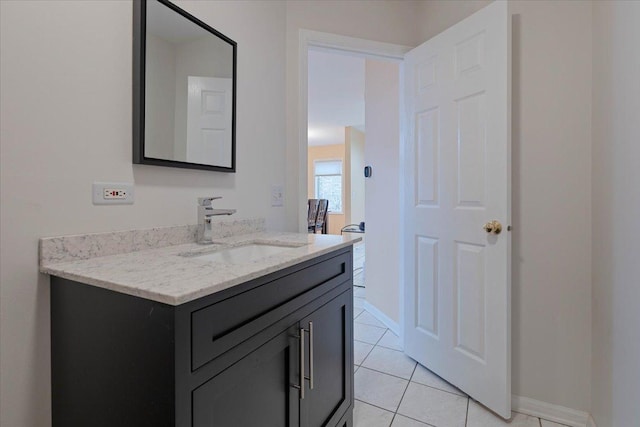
300;6;516;425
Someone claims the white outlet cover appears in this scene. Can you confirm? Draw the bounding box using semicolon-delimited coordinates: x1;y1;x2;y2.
92;182;134;205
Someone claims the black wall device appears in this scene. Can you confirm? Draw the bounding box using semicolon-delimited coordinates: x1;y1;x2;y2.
364;166;372;178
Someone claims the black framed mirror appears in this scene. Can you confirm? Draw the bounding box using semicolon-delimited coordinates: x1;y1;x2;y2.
133;0;237;172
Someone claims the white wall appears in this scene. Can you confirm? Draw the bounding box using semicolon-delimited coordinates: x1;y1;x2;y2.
418;0;593;413
364;59;401;325
591;2;640;426
146;34;177;159
0;1;286;425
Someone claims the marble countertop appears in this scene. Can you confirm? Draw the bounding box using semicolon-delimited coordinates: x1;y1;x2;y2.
40;230;360;306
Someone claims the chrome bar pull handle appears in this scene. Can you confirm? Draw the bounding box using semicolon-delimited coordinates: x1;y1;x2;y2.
299;327;305;400
308;322;314;390
292;328;305;400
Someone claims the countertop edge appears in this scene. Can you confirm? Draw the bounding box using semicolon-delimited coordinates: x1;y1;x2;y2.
42;234;361;306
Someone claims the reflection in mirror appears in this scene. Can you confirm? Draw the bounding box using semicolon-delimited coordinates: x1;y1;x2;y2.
133;0;236;171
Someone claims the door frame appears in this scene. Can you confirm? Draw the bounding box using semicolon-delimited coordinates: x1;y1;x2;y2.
297;30;411;337
297;29;413;342
296;29;411;233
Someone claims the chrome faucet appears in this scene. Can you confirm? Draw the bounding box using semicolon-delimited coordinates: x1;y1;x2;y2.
197;197;236;244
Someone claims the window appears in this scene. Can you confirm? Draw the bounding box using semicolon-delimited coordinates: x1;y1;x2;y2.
314;160;343;213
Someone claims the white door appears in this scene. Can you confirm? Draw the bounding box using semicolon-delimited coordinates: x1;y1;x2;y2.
187;76;232;167
403;1;511;418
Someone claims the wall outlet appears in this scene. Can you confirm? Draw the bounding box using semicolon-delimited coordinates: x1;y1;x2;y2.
271;184;284;207
92;182;134;205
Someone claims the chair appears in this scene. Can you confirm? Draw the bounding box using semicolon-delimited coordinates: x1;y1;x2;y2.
307;199;320;233
315;199;329;234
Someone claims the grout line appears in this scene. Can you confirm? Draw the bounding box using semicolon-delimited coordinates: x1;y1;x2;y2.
353;317;386;330
355;342;376;367
355;320;389;329
356;365;413;382
353;399;396;421
356;398;437;427
538;419;571;427
357;355;469;398
390;363;419;426
409;379;468;398
376;342;403;352
394;413;438;427
465;396;470;426
357;328;389;366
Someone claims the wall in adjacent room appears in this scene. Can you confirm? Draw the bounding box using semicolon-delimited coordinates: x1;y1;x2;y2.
307;144;346;235
591;2;640;426
0;1;287;425
345;127;365;226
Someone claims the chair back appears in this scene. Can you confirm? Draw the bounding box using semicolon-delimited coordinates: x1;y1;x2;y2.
315;199;329;234
307;199;320;232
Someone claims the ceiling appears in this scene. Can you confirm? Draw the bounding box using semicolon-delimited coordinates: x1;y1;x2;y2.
307;50;365;146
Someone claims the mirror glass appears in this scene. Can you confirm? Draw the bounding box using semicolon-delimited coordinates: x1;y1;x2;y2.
134;0;236;171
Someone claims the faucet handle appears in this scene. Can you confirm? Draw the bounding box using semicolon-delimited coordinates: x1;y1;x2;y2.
198;197;222;207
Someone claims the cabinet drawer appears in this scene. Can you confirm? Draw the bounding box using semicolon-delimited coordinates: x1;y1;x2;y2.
191;251;351;371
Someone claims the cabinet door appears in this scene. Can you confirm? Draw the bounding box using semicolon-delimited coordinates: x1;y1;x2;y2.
192;324;301;427
300;289;353;427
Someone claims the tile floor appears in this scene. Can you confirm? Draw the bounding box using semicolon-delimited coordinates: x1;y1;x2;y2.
351;243;569;427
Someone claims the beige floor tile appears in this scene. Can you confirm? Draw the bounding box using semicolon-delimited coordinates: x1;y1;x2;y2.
353;307;365;319
397;382;468;427
390;414;431;427
354;296;366;309
355;367;409;412
354;322;386;344
467;400;540;427
410;364;466;397
355;311;387;328
354;340;375;365
354;400;394;427
362;346;417;380
377;329;403;351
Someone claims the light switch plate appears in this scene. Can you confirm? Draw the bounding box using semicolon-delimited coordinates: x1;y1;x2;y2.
271;184;284;207
92;182;134;205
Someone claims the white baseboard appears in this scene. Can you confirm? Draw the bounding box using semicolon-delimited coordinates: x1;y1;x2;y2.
362;301;400;335
587;415;598;427
512;395;590;427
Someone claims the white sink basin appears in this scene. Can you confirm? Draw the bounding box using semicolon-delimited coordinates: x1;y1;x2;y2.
187;243;301;264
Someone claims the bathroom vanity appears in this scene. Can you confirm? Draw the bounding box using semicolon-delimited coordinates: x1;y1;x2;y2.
41;222;358;427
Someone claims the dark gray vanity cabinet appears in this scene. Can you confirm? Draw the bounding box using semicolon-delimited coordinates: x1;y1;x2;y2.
191;324;300;426
51;247;354;427
191;289;352;427
299;290;352;427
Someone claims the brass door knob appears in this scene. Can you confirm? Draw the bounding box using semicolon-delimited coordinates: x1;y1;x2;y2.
483;220;502;235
